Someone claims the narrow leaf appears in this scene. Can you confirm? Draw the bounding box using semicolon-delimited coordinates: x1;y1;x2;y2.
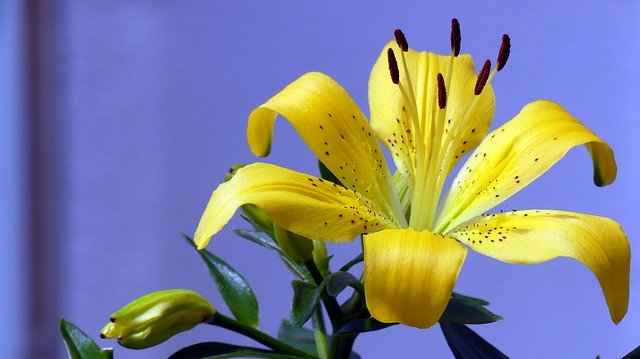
325;272;361;297
622;345;640;359
440;322;509;359
440;292;502;324
336;318;396;335
338;253;363;273
182;235;259;328
277;321;319;356
291;272;362;326
291;280;319;326
59;318;106;359
235;229;310;280
169;342;301;359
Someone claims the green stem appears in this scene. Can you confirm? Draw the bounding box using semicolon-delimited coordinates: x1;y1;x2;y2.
328;333;357;359
304;260;344;331
100;348;114;359
209;312;317;358
312;307;329;359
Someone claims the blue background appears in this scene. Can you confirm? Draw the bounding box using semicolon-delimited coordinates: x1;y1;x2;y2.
2;1;639;358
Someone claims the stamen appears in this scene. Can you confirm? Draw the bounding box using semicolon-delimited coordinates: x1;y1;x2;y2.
387;48;400;84
497;34;511;71
394;29;409;52
437;73;447;109
450;18;461;56
474;59;491;95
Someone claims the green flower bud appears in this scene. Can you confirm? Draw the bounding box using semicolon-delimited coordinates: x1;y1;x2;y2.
312;240;329;275
224;164;246;182
100;289;215;350
241;203;274;234
273;224;314;262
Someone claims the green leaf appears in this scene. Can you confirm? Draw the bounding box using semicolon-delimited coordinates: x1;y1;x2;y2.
182;235;259;328
59;318;106;359
291;272;361;326
291;280;318;326
277;321;319;356
324;272;361;297
316;255;332;277
439;293;502;324
440;322;509;359
235;229;310;280
338;253;363;273
168;342;301;359
335;318;396;335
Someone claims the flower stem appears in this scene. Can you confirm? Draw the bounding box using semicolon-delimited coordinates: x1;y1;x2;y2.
312;307;329;359
209;312;317;358
328;333;357;359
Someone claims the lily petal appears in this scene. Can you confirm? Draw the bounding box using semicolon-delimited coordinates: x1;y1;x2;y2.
369;42;495;189
436;100;617;232
448;210;629;323
363;228;467;328
194;163;395;249
248;72;404;225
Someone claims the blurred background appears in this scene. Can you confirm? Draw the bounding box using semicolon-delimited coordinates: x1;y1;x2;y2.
2;1;639;358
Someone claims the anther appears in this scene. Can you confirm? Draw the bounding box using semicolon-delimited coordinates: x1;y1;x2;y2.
450;18;461;56
497;34;511;71
437;73;447;109
394;29;409;52
474;59;491;95
387;48;400;84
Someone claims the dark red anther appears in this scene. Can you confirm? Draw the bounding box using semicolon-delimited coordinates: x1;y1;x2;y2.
451;18;461;56
394;29;409;52
497;34;511;71
474;59;491;95
387;48;400;84
437;73;447;109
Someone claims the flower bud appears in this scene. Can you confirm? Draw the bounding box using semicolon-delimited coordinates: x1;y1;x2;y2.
224;164;246;182
273;224;314;262
312;240;329;276
241;203;274;234
100;289;215;349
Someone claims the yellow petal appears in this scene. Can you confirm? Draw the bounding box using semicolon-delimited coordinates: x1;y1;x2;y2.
363;228;467;328
194;162;395;249
248;72;404;225
436;100;617;232
448;210;629;323
369;42;495;189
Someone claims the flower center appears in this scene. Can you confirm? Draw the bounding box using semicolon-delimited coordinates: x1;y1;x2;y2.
386;22;511;232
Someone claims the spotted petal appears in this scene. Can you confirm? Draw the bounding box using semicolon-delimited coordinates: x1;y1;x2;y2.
448;210;629;324
363;228;467;328
194;163;395;249
369;42;495;190
248;72;404;225
436;100;616;232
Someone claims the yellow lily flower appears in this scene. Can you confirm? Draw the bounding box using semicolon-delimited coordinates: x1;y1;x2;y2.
195;24;629;329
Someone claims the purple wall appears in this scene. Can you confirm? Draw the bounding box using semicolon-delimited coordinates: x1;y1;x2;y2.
45;1;639;358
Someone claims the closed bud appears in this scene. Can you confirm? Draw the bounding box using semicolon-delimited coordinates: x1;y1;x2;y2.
273;224;314;262
241;204;274;234
100;289;215;349
312;240;329;276
224;164;246;182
